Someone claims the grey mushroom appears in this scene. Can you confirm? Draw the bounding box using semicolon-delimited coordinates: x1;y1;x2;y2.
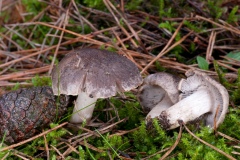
51;48;143;123
158;70;229;130
138;72;180;122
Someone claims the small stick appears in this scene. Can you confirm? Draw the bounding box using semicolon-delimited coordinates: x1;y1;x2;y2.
206;31;216;62
43;132;50;160
195;15;240;35
51;145;65;159
0;122;68;152
159;120;183;160
141;30;193;74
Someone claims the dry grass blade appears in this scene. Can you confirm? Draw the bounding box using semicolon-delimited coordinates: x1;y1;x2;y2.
109;127;139;138
48;6;70;75
43;133;50;160
141;147;170;160
216;61;238;72
105;0;147;53
196;15;240;35
232;151;240;156
206;31;216;62
0;122;68;152
216;132;240;144
103;0;138;48
0;65;50;81
51;145;65;159
79;141;104;153
62;142;79;156
71;118;127;145
35;22;112;47
0;152;10;160
0;46;56;69
12;153;29;160
12;149;34;160
182;121;236;160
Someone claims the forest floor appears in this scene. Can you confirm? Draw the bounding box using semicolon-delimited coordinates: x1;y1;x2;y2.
0;0;240;159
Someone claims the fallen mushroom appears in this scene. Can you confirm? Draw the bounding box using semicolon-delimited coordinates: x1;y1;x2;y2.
51;48;143;123
158;70;229;130
137;72;180;121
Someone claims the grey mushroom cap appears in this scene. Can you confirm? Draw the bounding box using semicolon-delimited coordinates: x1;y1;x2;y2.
52;48;143;98
138;72;180;111
178;69;229;128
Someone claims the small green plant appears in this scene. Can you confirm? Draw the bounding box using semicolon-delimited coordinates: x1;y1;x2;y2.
206;0;223;20
125;0;143;10
155;61;166;72
226;50;240;61
227;6;239;23
82;0;105;10
12;82;20;90
78;146;86;159
0;133;9;159
184;20;203;33
159;21;178;33
197;56;209;70
158;0;173;18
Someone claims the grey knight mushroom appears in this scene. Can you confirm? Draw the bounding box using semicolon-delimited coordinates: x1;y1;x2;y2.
137;72;180;122
51;48;143;123
158;70;229;130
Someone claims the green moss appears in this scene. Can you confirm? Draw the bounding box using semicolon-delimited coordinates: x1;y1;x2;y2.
22;0;47;20
31;75;52;87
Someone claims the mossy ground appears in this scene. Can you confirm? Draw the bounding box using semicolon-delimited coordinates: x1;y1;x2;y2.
0;0;240;159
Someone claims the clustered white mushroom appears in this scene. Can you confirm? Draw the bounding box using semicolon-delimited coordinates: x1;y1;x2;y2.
138;69;229;130
138;73;180;121
51;48;143;123
51;48;229;129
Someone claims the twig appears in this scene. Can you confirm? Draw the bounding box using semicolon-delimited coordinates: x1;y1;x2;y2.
159;121;183;160
48;5;70;75
206;31;216;62
141;18;186;73
196;15;240;35
216;132;240;144
43;132;50;160
51;145;65;159
103;0;138;48
0;65;50;81
141;29;193;74
0;122;68;152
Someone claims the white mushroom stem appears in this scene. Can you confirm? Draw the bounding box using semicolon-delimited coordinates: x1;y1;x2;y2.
160;88;212;129
146;94;173;119
70;92;98;123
